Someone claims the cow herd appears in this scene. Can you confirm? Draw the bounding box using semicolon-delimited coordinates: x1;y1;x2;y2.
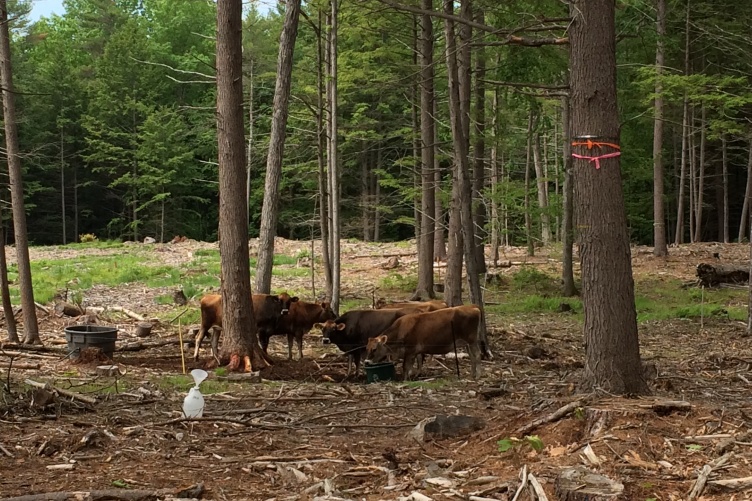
192;294;483;380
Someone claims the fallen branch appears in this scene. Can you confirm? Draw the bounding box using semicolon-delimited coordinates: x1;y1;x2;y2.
0;362;40;370
0;344;65;354
351;252;417;259
0;483;204;501
708;475;752;491
687;452;733;500
24;379;98;405
514;399;584;436
86;306;145;322
0;442;13;458
34;302;50;315
527;473;549;501
118;338;182;352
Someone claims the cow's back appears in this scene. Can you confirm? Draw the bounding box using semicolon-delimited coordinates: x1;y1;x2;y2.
392;305;480;353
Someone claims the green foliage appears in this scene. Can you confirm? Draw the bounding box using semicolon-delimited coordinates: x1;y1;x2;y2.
78;233;98;243
379;272;419;293
497;435;545;454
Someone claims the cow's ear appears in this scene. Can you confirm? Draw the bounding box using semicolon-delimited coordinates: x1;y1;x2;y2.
377;335;388;343
321;302;330;309
336;323;346;331
291;296;299;302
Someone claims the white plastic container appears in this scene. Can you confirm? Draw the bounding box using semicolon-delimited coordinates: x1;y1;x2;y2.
182;369;208;418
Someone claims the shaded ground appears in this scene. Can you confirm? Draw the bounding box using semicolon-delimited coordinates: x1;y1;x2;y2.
2;240;752;500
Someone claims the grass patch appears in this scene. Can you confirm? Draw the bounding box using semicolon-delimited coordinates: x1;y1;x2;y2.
401;378;450;390
271;267;310;278
634;278;747;322
379;272;418;293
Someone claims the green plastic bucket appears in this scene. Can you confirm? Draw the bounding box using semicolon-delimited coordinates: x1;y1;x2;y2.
64;325;118;359
365;362;396;383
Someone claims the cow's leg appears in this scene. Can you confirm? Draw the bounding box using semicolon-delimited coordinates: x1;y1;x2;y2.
296;331;304;360
416;354;426;375
403;353;417;380
468;341;482;380
193;326;207;361
352;351;362;379
259;329;271;354
345;355;353;379
286;333;294;360
210;327;221;364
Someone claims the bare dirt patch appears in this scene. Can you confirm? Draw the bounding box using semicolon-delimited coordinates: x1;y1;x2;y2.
2;240;752;500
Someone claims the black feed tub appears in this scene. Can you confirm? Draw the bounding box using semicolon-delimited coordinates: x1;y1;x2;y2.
64;325;118;359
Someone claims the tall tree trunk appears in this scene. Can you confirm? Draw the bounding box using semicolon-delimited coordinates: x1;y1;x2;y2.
255;0;301;293
0;224;17;342
533;132;551;245
490;84;500;268
472;7;486;273
411;16;421;245
675;0;691;245
316;9;332;300
60;127;66;245
675;95;689;244
721;135;729;243
216;0;268;372
373;147;381;242
414;0;436;300
361;145;370;241
0;0;38;344
132;97;138;242
561;92;577;297
739;138;752;242
652;0;667;256
328;0;341;314
246;59;254;228
444;0;489;356
433;98;447;261
524;107;535;256
160;193;165;243
693;103;706;243
689;106;696;242
73;163;78;242
570;0;647;394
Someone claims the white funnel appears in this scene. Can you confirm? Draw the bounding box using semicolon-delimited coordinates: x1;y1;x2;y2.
182;369;208;418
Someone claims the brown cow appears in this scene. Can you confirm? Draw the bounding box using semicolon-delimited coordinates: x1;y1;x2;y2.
193;292;299;361
315;307;425;378
271;300;336;360
365;305;482;380
375;298;448;312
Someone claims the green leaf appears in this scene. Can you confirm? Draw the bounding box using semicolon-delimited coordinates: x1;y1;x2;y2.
525;435;544;452
686;444;703;451
497;438;517;453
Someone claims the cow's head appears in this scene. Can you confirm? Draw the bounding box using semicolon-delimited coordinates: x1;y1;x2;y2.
276;293;299;315
365;335;391;364
318;302;337;322
314;319;345;344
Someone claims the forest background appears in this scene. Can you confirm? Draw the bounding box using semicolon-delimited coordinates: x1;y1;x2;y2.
5;0;752;250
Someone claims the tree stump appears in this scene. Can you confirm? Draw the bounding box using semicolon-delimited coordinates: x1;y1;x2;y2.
135;322;153;338
555;466;624;500
696;263;749;287
173;289;187;306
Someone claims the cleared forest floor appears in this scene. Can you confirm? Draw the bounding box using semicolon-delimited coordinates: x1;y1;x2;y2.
1;238;752;500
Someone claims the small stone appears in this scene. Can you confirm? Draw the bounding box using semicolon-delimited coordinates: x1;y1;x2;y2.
143;236;156;244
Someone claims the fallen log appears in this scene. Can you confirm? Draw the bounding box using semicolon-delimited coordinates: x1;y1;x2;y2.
54;301;84;317
696;263;749;287
514;399;585;436
86;306;145;322
0;483;204;501
24;379;98;405
117;338;182;352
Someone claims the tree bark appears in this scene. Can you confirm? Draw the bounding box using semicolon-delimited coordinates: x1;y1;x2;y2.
490;84;500;268
316;8;332;301
414;0;436;300
674;0;691;246
738;138;752;243
216;0;268;372
561;92;577;297
246;59;254;229
689;106;696;242
652;0;667;256
524;107;535;256
60;127;66;245
373;147;381;242
328;0;341;314
361;144;371;241
433;98;447;261
0;225;17;342
255;0;301;294
472;7;487;273
721;135;729;243
693;103;706;243
533;132;551;245
0;0;39;344
444;0;489;355
569;0;648;394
